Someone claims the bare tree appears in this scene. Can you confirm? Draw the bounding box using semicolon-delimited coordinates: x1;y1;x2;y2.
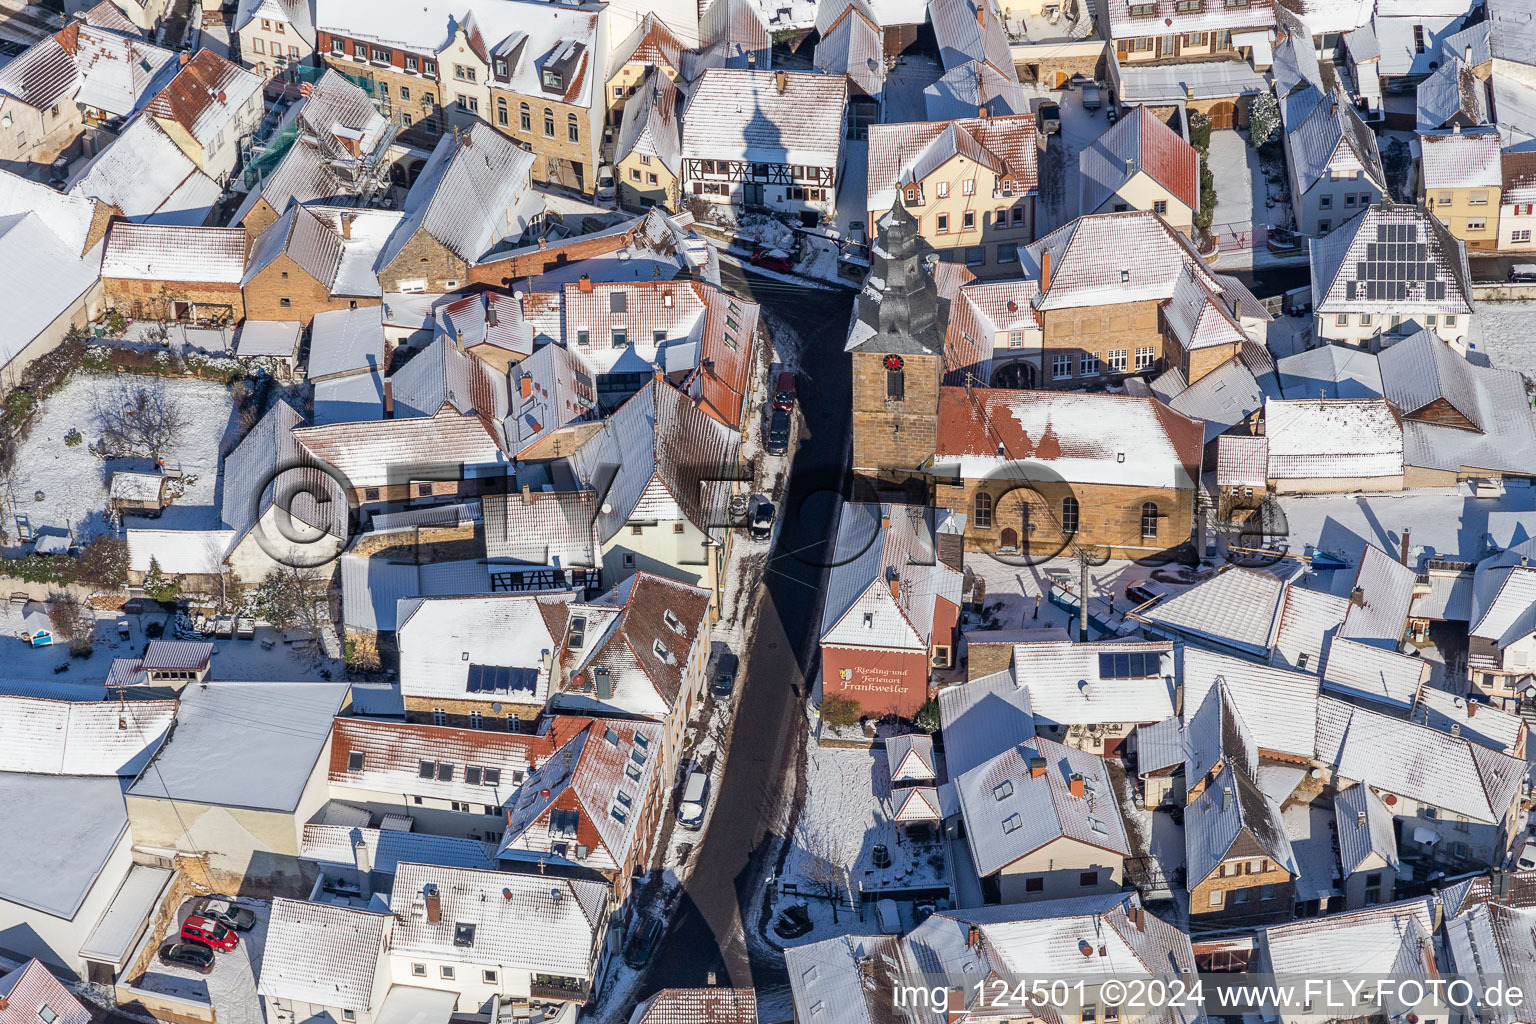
795;818;861;924
46;590;86;642
91;379;188;462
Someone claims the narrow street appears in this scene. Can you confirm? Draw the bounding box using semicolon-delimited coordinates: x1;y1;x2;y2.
638;268;855;995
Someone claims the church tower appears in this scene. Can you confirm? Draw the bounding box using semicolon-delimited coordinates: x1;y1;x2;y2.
847;198;944;482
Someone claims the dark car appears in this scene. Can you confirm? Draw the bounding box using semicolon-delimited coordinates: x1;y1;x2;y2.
750;247;795;273
159;941;216;975
750;498;775;540
1510;264;1536;283
710;651;738;700
1038;103;1062;135
623;917;663;968
774;903;814;939
772;371;797;412
765;408;791;456
195;896;256;931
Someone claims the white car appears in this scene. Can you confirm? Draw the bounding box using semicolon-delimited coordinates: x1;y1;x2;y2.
1516;838;1536;871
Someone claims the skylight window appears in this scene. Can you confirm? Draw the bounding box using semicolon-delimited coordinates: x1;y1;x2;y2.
993;780;1014;801
1002;814;1023;834
348;751;365;771
453;923;476;947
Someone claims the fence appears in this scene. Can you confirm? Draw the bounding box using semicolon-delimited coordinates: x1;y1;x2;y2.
1212;221;1267;253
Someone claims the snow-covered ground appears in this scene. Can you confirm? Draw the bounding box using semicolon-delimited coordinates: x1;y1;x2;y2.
1035;85;1113;236
5;374;235;550
1469;300;1536;382
772;741;951;950
1206;129;1262;235
135;897;268;1024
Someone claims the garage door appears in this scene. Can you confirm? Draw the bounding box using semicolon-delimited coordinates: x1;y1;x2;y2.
1208;101;1236;129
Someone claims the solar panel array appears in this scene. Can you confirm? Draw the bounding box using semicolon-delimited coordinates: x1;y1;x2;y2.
1098;651;1163;679
1344;222;1448;302
465;664;538;694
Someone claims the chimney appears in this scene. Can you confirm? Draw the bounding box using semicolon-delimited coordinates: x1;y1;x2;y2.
774;71;787;94
1222;786;1233;811
595;665;613;699
747;50;756;67
1069;773;1085;798
1465;44;1473;64
354;838;373;898
577;274;593;293
1331;95;1338;116
978;105;988;119
1401;528;1411;566
976;3;985;26
340;212;354;240
0;998;8;1013
423;883;441;923
1126;903;1144;930
382;379;394;417
1125;156;1135;174
966;923;980;948
662;287;673;307
1467;701;1477;718
1350;585;1366;607
1029;755;1047;778
1453;123;1462;134
1040;247;1052;291
520;373;533;399
521;482;533;504
1357;811;1366;829
889;572;901;601
881;514;891;531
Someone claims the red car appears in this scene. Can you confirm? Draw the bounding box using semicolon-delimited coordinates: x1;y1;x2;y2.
749;247;795;274
181;914;239;952
772;371;797;412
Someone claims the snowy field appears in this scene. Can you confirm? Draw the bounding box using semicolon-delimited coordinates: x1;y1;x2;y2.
135;897;268;1024
1470;301;1536;383
6;374;235;550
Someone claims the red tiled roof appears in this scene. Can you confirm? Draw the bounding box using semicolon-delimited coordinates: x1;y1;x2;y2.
638;989;759;1024
0;961;91;1024
1133;105;1199;211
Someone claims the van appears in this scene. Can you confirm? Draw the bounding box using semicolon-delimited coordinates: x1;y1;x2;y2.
678;770;710;829
1510;264;1536;283
773;371;797;411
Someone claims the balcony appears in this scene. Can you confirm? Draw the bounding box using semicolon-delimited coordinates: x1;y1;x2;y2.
529;976;590;1003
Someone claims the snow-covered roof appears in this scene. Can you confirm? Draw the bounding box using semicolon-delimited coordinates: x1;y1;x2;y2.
234;0;315;44
388;862;609;976
1275;342;1383;399
301;823;501;874
1417;58;1486;130
340;555;496;631
614;70;681;176
66;23;178;117
1316;694;1525;823
955;736;1129;877
1310;203;1473;315
1080;105;1200;216
819;502;964;651
1263;398;1404;480
78;862;173;964
71;115;222;224
0;772;129;917
1339;543;1417;647
379;120;536;269
634;989;759;1024
866;114;1038;215
482;489;598;568
933;386;1205;489
786;935;904;1024
1412;686;1525;754
1216;433;1269;486
1261;898;1436;976
101;222;246;282
308;305;384;380
1152;353;1273;445
1319;635;1426;709
680;69;847;167
1182;647;1320;762
1285;86;1387;192
327;716;555;807
813;0;884;95
686;0;770;75
1469;540;1536;649
930;0;1017;78
0;693;176;776
923;59;1029;120
1010;640;1175;726
258;899;388;1012
1139;567;1286;656
1420;128;1501;189
1185;760;1297;887
1104;0;1273;40
937;670;1035;780
1114;53;1270;103
126;680;350;812
0;961;91;1024
1334;783;1399;874
398;592;568;703
145;49;262;149
236;320;301;359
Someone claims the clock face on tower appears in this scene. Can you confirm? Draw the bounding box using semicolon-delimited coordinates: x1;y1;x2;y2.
883;354;904;372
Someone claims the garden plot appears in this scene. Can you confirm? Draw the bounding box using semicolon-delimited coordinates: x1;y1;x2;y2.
5;375;235;549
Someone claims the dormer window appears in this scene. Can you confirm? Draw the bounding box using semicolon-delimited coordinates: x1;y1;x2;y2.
904;185;919;204
494;57;509;79
566;617;586;649
664;608;685;634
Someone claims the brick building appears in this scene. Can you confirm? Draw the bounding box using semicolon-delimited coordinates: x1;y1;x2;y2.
933;387;1205;560
604;13;685;126
241;203;389;325
100;222;247;324
375;121;536;293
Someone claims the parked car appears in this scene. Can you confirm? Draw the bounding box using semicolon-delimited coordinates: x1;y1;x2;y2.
750;498;775;540
750;247;795;273
710;650;739;700
181;914;238;952
623;917;663;968
875;899;902;934
1037;103;1061;135
773;370;797;412
847;220;867;245
159;941;216;974
1082;81;1102;110
594;165;617;203
195;896;256;931
1517;838;1536;871
774;903;814;939
678;770;711;830
1510;264;1536;283
765;408;791;456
